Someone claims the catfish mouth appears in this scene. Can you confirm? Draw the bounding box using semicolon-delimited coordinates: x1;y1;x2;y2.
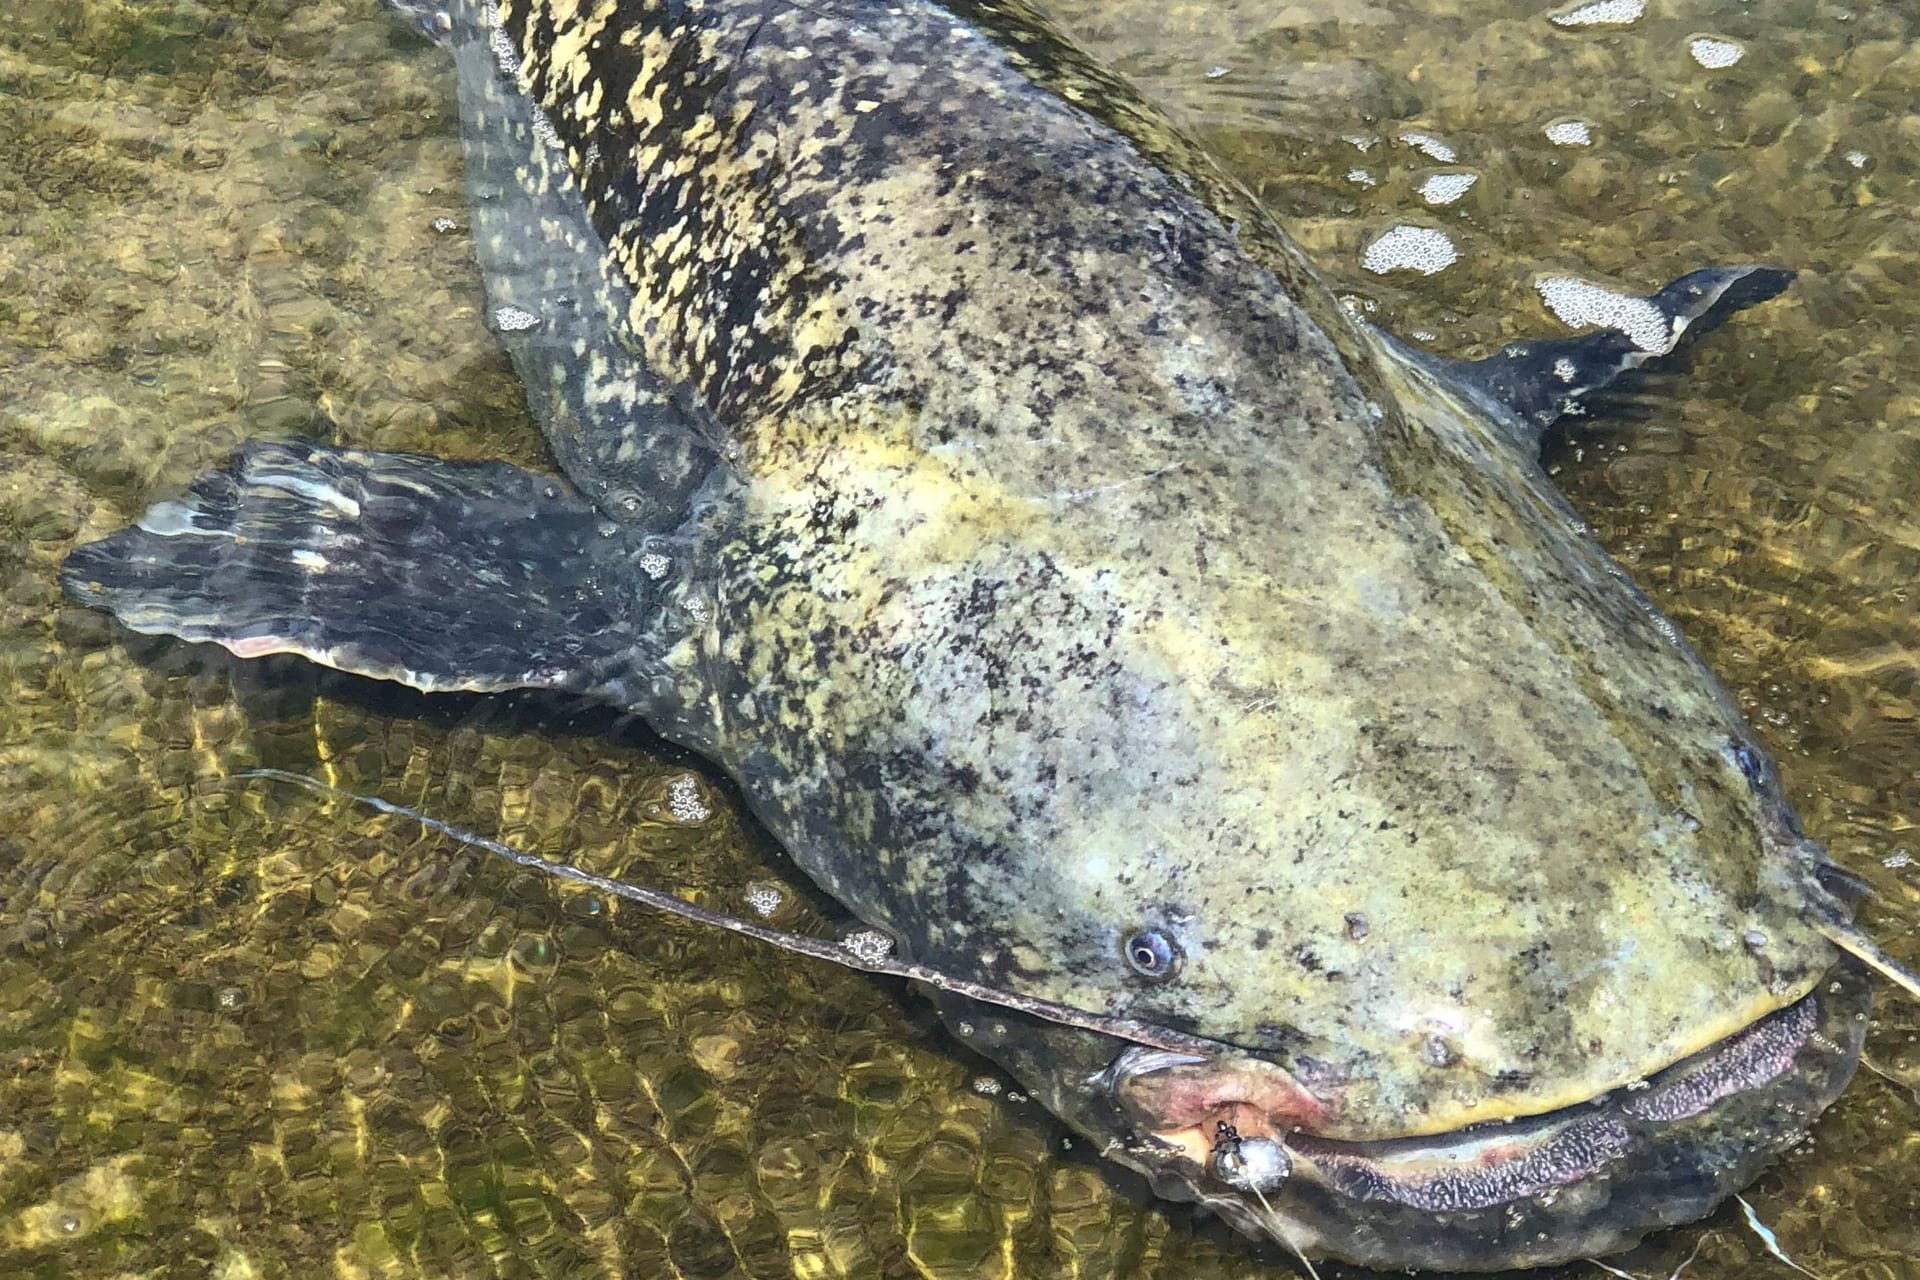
1105;961;1870;1271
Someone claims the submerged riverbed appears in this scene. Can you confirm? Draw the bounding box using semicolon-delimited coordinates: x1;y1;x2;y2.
0;0;1915;1276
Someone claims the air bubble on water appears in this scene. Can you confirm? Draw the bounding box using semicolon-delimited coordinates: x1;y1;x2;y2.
665;774;712;823
1536;276;1674;353
494;305;540;332
1549;0;1645;28
1363;226;1459;276
531;109;564;149
639;551;671;579
1689;36;1745;69
743;882;786;918
431;216;458;233
489;25;520;76
972;1076;1003;1096
57;1212;82;1236
1544;118;1594;146
1399;131;1457;163
510;933;556;972
1418;172;1478;206
842;929;895;964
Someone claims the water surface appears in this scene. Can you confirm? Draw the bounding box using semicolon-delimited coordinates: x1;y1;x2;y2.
1;0;1916;1276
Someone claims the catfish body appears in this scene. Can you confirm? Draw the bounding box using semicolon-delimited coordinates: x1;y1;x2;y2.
62;0;1877;1267
488;0;1831;1129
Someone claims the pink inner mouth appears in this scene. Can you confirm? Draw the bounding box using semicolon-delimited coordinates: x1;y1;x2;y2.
1111;993;1819;1212
1111;1050;1336;1166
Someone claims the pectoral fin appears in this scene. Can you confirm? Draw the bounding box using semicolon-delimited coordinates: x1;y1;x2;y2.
62;441;675;703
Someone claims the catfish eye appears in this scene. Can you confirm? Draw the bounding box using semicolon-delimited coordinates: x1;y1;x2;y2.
1124;928;1180;979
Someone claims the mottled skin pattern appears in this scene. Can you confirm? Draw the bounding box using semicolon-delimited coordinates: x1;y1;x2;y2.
61;0;1871;1267
492;0;1835;1127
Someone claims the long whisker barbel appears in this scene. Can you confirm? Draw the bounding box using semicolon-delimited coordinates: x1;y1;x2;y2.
233;768;1220;1056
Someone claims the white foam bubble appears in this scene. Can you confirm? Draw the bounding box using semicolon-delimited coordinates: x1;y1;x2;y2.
1363;225;1459;276
1845;149;1869;169
743;882;786;918
1549;0;1645;27
842;929;895;964
665;773;712;823
530;108;563;149
1346;168;1378;188
1536;276;1674;353
1418;172;1478;205
488;24;520;77
1689;36;1745;68
1544;118;1593;147
1399;131;1457;163
494;305;540;332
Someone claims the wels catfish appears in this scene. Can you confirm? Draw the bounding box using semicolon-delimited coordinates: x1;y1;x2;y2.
60;0;1919;1268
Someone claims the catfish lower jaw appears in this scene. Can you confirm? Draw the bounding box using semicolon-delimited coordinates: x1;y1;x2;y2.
1111;962;1869;1272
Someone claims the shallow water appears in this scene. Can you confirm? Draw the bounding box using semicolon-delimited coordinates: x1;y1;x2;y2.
1;0;1916;1276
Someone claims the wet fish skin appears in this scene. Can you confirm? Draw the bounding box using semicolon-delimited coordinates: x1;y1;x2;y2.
59;0;1865;1268
479;0;1833;1125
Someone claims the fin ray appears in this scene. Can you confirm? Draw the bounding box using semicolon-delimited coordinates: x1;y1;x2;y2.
1401;265;1795;451
63;441;669;698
